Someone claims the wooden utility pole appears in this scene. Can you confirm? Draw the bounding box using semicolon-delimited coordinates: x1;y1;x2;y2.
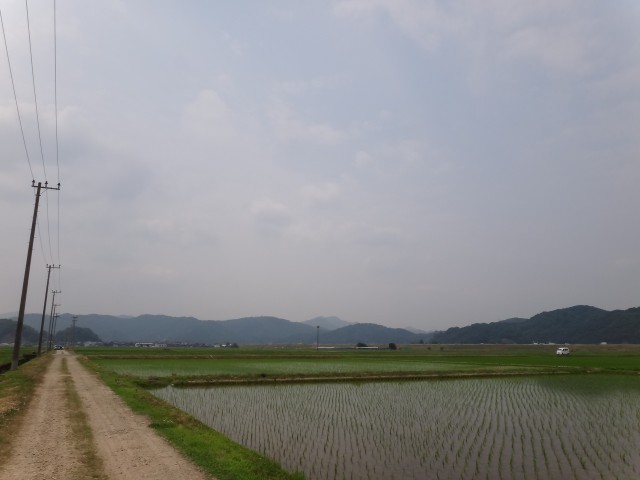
11;181;60;369
51;310;60;347
11;182;60;370
37;264;60;355
71;315;78;347
46;290;60;350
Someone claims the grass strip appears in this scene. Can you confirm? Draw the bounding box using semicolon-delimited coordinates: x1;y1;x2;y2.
0;353;51;459
80;357;304;480
133;366;566;389
60;357;108;480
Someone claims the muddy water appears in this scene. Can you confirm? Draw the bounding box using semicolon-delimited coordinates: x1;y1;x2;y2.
154;375;640;480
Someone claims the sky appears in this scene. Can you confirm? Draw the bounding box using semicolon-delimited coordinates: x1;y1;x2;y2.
1;0;639;331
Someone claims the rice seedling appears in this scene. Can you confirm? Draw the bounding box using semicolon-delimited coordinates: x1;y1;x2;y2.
153;374;640;480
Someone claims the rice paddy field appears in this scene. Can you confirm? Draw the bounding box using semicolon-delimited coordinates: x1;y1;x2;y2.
80;344;640;382
88;356;542;378
79;345;640;479
154;375;640;480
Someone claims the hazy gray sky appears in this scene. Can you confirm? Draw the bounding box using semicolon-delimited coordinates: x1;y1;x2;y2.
1;0;639;330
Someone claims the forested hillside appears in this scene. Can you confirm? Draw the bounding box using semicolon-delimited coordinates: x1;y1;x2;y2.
431;306;640;344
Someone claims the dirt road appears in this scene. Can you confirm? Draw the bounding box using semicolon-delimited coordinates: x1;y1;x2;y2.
0;351;212;480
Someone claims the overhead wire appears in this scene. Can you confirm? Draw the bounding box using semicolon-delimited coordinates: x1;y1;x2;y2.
54;0;59;185
54;0;62;294
2;2;63;303
3;2;63;296
0;6;35;180
24;0;47;181
25;0;56;268
54;0;61;273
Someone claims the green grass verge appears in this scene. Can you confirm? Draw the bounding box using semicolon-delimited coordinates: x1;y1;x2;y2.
80;357;304;480
0;353;51;458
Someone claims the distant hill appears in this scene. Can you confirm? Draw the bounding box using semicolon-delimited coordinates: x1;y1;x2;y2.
19;313;426;345
404;326;433;334
16;305;640;346
431;305;640;344
219;316;314;344
320;323;431;344
498;317;529;324
54;326;102;344
0;318;40;345
303;316;353;330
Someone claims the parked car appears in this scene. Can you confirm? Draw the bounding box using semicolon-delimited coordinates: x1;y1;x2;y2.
556;347;570;355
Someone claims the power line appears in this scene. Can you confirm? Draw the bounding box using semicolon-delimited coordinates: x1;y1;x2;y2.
0;7;35;180
45;189;54;262
25;0;47;182
36;214;48;264
54;0;62;272
3;3;65;365
57;191;61;274
24;0;56;266
54;0;59;185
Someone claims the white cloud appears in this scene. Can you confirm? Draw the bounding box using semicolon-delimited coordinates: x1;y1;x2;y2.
182;89;236;140
2;1;639;329
335;0;602;77
249;198;292;229
354;150;373;167
300;182;341;206
361;139;450;181
222;31;244;55
268;99;346;145
274;75;347;96
501;21;595;75
334;0;453;50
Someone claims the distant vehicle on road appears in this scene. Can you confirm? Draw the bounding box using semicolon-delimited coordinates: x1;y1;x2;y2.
556;347;570;355
54;345;64;350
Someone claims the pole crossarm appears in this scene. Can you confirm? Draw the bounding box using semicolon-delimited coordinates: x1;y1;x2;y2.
33;179;61;191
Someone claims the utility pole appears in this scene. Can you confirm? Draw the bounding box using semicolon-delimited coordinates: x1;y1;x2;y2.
37;265;60;355
11;181;60;371
317;325;320;350
71;315;78;348
46;290;60;350
51;309;60;348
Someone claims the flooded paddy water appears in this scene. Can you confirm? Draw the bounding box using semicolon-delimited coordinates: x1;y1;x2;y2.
153;375;640;479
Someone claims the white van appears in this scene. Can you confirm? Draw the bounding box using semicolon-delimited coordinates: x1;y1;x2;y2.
556;347;570;355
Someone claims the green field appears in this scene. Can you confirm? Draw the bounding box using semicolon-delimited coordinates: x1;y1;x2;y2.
0;347;12;365
0;346;37;367
75;344;640;480
88;356;545;379
78;344;640;385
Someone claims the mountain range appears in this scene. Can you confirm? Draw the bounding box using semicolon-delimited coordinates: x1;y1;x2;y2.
12;313;430;345
430;305;640;344
3;304;640;345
